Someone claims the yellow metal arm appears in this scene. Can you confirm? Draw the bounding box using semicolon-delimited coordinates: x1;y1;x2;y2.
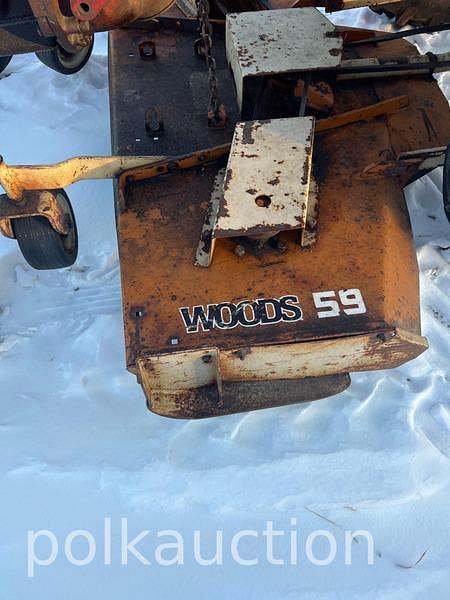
0;155;167;201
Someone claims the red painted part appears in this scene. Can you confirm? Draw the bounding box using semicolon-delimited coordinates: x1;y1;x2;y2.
70;0;109;21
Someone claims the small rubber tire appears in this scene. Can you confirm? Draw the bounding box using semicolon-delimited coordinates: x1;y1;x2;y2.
36;36;94;75
0;55;12;74
444;143;450;224
12;189;78;270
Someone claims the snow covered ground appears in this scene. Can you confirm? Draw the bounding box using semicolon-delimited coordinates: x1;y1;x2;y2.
0;9;449;599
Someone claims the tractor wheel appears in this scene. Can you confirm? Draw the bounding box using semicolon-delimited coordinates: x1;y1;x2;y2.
36;36;94;75
12;189;78;270
0;55;12;74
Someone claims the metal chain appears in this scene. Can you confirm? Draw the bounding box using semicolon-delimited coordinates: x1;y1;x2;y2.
196;0;224;125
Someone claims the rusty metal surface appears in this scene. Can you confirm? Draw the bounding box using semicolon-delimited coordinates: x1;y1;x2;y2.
78;0;176;32
226;8;343;111
138;328;426;388
195;168;226;267
218;328;427;380
137;324;426;417
28;0;176;50
0;0;56;56
301;177;319;247
138;326;426;417
0;190;69;239
143;373;352;419
0;29;51;57
360;147;447;181
117;134;427;363
28;0;93;51
315;95;409;133
116;145;230;212
111;28;450;417
114;33;450;362
0;155;167;202
293;0;403;9
214;117;314;239
109;24;239;158
70;0;110;21
336;52;450;80
355;45;449;159
329;0;400;8
368;1;450;27
294;79;335;112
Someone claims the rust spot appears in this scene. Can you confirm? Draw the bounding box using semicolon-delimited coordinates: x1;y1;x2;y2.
301;156;310;185
242;121;256;145
222;168;233;193
232;347;252;360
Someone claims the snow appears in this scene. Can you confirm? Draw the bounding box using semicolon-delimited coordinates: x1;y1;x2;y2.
0;9;450;599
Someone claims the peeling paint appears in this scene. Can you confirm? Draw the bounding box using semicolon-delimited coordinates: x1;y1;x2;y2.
214;117;315;239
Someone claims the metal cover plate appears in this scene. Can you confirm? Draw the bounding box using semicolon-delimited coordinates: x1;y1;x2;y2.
226;8;343;109
214;117;315;239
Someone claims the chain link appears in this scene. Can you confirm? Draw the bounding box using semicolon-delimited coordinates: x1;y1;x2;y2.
196;0;225;125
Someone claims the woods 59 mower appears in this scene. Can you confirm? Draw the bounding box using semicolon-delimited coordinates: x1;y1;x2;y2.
0;0;449;418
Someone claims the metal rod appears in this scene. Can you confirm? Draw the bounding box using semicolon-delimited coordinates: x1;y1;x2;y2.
346;22;450;48
299;72;312;117
336;59;450;77
327;0;402;9
293;0;404;11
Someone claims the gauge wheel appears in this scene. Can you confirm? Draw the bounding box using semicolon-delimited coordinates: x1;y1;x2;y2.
36;36;94;75
444;143;450;224
12;189;78;270
0;55;12;74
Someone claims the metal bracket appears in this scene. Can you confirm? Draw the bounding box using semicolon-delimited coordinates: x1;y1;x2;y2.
0;154;168;202
0;146;231;241
215;117;315;239
116;144;231;212
0;190;69;240
196;118;318;267
315;95;409;133
226;8;343;113
336;52;450;80
195;168;225;268
359;146;448;182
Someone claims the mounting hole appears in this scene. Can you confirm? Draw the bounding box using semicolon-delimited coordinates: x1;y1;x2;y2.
79;2;91;13
255;195;271;208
